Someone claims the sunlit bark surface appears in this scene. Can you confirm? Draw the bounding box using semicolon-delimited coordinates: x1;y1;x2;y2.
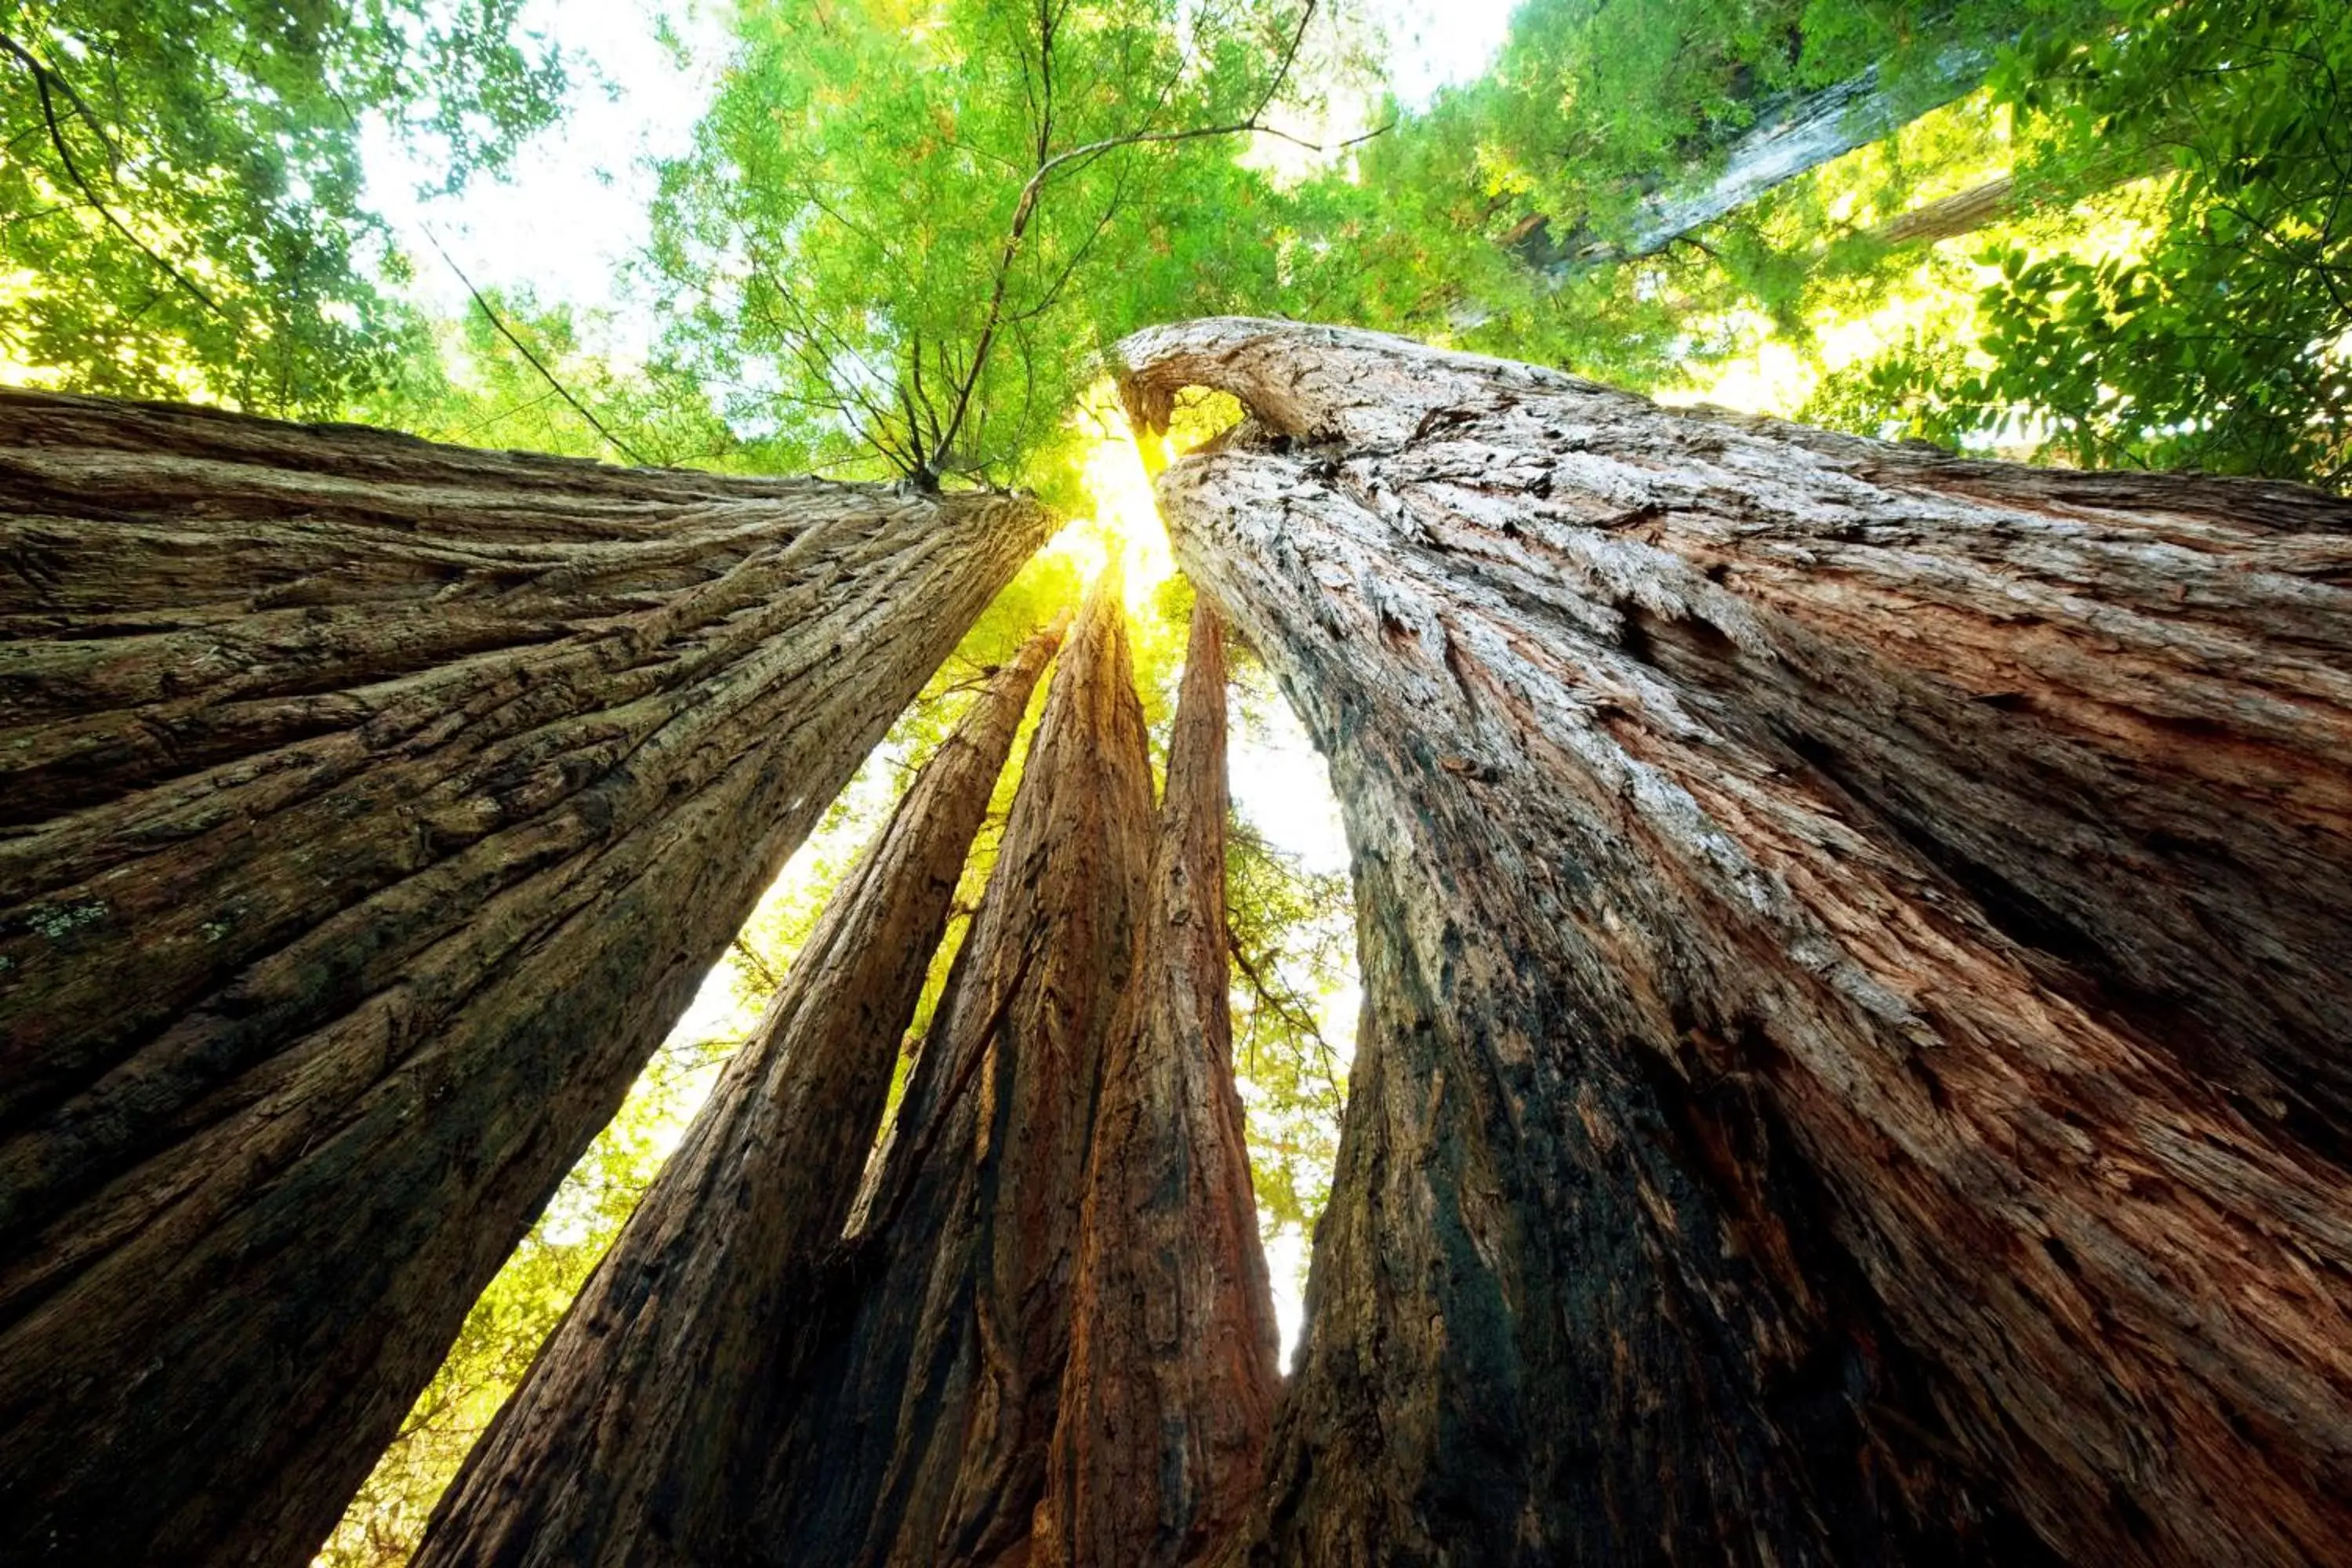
1118;318;2352;1568
749;572;1156;1567
413;622;1063;1568
0;390;1045;1566
1035;602;1280;1568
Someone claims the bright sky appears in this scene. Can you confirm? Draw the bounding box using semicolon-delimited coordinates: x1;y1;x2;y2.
372;0;1509;1367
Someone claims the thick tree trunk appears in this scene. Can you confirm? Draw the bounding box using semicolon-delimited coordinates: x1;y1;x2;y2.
1034;602;1281;1568
1115;319;2352;1567
746;570;1156;1566
412;620;1065;1568
0;390;1045;1566
1508;44;1995;280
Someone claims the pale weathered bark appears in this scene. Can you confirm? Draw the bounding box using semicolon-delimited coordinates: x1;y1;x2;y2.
412;619;1065;1568
746;570;1156;1566
1508;43;1995;281
1116;319;2352;1567
0;390;1045;1566
1034;602;1281;1568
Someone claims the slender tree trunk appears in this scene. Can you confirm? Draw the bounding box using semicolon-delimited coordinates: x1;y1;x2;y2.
0;390;1045;1567
1116;319;2352;1567
1508;43;1996;280
747;570;1156;1566
1034;602;1281;1568
412;619;1065;1568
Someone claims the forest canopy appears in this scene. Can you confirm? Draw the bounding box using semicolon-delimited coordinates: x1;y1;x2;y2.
4;0;2349;1561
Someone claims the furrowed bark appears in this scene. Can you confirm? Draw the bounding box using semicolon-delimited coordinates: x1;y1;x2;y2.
0;390;1046;1567
412;620;1065;1568
748;571;1155;1566
1116;318;2352;1566
1034;602;1280;1568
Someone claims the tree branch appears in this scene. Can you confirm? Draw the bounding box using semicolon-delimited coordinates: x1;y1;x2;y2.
418;223;651;467
2;30;223;318
922;0;1330;486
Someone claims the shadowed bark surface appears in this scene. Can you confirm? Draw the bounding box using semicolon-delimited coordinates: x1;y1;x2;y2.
1116;318;2352;1567
1034;602;1280;1568
748;571;1156;1567
412;621;1065;1568
0;390;1045;1566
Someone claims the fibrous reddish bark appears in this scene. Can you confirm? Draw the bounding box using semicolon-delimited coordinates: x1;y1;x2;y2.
0;390;1044;1566
750;569;1156;1566
1034;601;1280;1568
412;620;1065;1568
1116;319;2352;1567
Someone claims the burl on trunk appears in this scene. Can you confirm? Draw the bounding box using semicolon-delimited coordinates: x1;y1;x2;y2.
0;390;1043;1566
1117;319;2352;1568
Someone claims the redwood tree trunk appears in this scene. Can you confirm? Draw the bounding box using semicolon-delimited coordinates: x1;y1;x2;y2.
1034;601;1281;1568
1508;42;1996;280
1116;319;2352;1567
747;570;1156;1566
412;619;1065;1568
0;390;1044;1566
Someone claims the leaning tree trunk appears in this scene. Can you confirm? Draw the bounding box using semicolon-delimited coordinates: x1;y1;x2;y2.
0;390;1045;1567
412;619;1065;1568
746;570;1156;1566
1115;319;2352;1567
1506;42;1997;281
1034;601;1282;1568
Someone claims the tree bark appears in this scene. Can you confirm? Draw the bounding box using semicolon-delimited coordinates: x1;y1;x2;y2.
0;390;1045;1566
1034;602;1281;1568
746;569;1156;1566
412;619;1065;1568
1508;43;1996;281
1115;318;2352;1567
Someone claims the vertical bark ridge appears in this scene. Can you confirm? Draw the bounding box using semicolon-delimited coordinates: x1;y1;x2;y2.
1033;601;1281;1568
0;390;1047;1566
1116;318;2352;1567
412;619;1067;1568
749;568;1156;1566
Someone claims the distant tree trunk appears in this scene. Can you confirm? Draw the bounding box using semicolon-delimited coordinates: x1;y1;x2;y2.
747;571;1156;1566
412;620;1065;1568
0;390;1045;1567
1508;43;1996;280
1034;602;1281;1568
1116;319;2352;1567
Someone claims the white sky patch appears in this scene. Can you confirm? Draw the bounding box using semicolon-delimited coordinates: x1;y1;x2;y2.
1369;0;1519;110
362;0;727;360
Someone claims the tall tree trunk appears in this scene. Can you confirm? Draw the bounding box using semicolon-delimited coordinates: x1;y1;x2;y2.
1508;43;1997;281
1034;602;1281;1568
1115;319;2352;1567
0;390;1045;1566
747;571;1156;1566
412;619;1065;1568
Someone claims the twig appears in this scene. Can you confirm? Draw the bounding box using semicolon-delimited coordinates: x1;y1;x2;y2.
417;223;650;466
2;31;223;317
924;0;1333;485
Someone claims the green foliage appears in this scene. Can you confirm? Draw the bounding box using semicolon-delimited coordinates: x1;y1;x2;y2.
350;290;742;469
0;0;564;414
1227;811;1352;1237
1815;0;2352;485
640;0;1303;492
